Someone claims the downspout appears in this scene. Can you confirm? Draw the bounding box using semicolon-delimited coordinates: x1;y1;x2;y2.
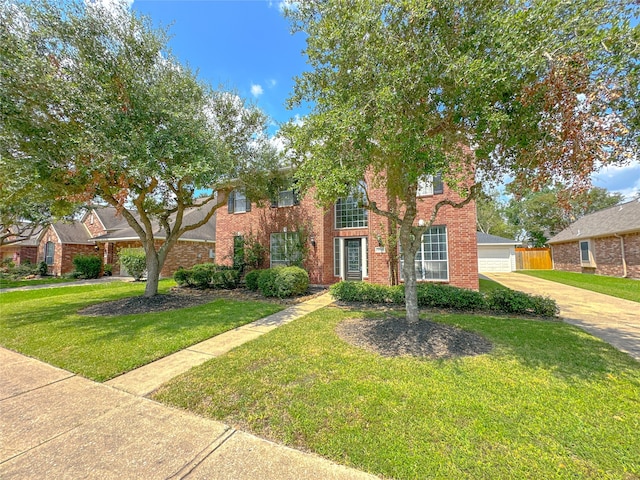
614;234;628;278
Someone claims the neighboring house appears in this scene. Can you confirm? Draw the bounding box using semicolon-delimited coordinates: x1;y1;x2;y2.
0;231;41;266
477;233;520;273
37;206;216;277
548;198;640;279
216;174;479;290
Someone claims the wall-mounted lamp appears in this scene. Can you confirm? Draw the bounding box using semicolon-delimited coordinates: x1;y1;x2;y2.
418;219;426;227
94;244;100;252
283;226;288;233
310;235;316;247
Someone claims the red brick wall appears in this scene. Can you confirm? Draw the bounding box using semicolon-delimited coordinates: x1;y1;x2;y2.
83;211;108;238
551;232;640;279
216;179;479;290
105;240;215;278
37;227;96;276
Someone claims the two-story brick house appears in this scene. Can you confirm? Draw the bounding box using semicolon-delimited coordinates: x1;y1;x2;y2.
216;175;479;290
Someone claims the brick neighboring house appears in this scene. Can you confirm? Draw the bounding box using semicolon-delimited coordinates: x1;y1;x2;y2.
0;228;41;266
216;174;479;290
37;206;216;277
548;198;640;279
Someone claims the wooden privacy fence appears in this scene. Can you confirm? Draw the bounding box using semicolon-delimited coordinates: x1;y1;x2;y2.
515;247;552;270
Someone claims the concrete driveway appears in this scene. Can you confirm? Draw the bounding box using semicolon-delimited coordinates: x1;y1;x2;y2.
483;273;640;361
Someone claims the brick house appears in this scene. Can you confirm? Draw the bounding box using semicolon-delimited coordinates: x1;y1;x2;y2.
0;230;40;266
37;206;216;277
216;174;479;290
548;198;640;279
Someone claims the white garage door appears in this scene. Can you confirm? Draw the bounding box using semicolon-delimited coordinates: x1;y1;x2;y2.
478;246;515;272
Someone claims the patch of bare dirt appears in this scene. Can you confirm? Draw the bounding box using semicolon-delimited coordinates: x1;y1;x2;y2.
336;316;493;359
79;286;328;317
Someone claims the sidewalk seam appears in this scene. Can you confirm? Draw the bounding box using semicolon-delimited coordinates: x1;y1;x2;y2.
0;373;76;402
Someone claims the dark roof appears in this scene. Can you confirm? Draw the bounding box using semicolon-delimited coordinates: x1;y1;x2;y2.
548;198;640;244
477;232;520;245
50;222;93;244
90;206;131;231
94;207;216;243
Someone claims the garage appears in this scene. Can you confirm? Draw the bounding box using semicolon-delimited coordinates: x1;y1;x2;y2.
477;233;520;272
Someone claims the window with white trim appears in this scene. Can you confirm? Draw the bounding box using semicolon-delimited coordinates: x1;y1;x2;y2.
400;226;449;281
416;174;444;197
580;240;593;265
228;189;250;214
334;238;341;276
270;232;302;267
45;241;55;266
335;187;368;229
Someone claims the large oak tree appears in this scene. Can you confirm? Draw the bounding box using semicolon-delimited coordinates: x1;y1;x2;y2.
284;0;638;322
1;0;278;295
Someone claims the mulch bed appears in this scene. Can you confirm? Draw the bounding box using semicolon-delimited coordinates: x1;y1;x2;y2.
78;285;328;317
336;316;493;359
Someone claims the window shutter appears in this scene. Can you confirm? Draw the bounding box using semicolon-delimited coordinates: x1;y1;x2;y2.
227;191;235;214
270;196;278;208
433;174;444;195
245;198;251;212
292;188;300;206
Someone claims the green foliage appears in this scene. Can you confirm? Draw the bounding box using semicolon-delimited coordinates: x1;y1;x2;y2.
243;234;267;270
118;248;147;281
72;255;102;279
103;263;113;276
174;263;241;290
244;269;265;292
37;261;48;276
258;266;309;298
329;281;558;317
0;261;39;281
485;289;559;317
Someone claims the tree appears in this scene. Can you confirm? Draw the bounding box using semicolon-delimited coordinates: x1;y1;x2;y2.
284;0;638;322
1;0;278;296
476;189;518;239
505;186;625;246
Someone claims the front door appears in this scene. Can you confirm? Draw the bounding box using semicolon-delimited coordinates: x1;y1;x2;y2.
344;239;362;281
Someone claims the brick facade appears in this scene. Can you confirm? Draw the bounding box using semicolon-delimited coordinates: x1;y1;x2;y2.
37;227;96;276
216;179;479;290
551;232;640;279
0;244;38;265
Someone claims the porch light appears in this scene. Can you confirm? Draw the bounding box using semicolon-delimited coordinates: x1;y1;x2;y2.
310;235;316;247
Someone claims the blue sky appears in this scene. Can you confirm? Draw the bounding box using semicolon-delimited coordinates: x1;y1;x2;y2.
129;0;638;199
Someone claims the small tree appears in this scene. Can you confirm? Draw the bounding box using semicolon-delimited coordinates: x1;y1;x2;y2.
119;248;147;281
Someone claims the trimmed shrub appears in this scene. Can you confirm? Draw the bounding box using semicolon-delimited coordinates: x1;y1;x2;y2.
173;263;241;290
258;266;309;298
485;289;559;317
174;267;190;287
244;269;264;291
119;248;146;281
329;281;395;303
103;263;113;276
416;283;486;310
72;255;102;279
38;261;48;276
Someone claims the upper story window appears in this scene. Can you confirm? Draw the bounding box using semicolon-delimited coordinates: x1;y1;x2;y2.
416;174;444;197
271;182;300;208
335;184;368;229
227;189;251;214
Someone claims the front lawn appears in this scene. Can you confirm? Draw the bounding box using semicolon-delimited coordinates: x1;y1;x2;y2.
0;276;76;289
518;270;640;303
153;307;640;479
0;281;283;381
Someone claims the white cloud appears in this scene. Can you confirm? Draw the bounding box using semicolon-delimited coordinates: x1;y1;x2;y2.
251;84;264;97
268;79;277;88
592;159;640;200
291;114;304;126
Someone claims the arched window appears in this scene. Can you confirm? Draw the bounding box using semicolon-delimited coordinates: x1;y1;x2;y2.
45;242;55;265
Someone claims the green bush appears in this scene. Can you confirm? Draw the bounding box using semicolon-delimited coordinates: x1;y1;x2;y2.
72;255;102;279
103;263;113;276
38;261;48;276
118;248;146;281
244;269;264;291
329;281;558;317
485;289;559;317
173;263;241;290
258;266;309;298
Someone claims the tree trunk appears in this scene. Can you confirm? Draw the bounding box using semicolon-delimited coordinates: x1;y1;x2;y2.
143;241;163;297
399;220;420;323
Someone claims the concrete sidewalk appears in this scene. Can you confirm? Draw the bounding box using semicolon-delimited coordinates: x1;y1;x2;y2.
106;293;336;396
0;276;134;293
1;293;377;479
0;348;376;479
484;272;640;361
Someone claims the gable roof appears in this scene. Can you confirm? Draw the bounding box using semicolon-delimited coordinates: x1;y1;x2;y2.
90;206;130;231
477;232;520;245
50;222;93;244
93;206;216;243
548;198;640;244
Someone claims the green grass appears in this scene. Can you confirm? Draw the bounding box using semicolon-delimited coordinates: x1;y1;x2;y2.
0;280;283;381
518;270;640;303
153;307;640;480
0;276;77;289
479;277;509;293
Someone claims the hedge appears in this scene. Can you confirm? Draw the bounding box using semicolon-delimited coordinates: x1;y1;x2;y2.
72;255;102;279
329;281;558;318
244;269;264;291
174;263;241;290
118;248;147;281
